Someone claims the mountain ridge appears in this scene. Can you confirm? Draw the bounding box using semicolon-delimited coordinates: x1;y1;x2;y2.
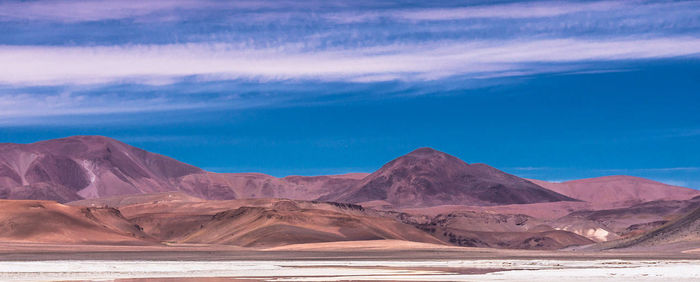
529;176;700;208
325;147;577;207
1;136;698;209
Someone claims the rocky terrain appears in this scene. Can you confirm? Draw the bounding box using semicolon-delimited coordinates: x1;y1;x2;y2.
0;136;698;253
326;147;577;207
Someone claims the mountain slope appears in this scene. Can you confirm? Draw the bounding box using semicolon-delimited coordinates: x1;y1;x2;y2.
0;136;203;202
180;205;443;247
115;197;444;247
530;176;700;208
597;205;700;252
178;172;366;201
381;209;595;249
327;148;576;208
558;196;700;234
3;136;697;211
0;136;366;202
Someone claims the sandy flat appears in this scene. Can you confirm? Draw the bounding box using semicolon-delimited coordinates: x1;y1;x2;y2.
263;239;461;251
0;241;698;281
1;241;699;261
0;259;698;281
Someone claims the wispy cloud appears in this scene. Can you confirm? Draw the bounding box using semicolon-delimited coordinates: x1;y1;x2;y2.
1;0;698;124
0;91;212;122
658;128;700;139
1;37;698;86
512;166;700;174
0;80;416;122
115;135;209;144
4;0;693;25
327;1;626;23
598;167;700;173
653;179;689;187
0;0;276;23
508;166;558;171
0;0;189;22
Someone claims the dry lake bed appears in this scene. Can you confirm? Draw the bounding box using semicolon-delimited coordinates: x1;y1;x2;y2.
0;259;698;281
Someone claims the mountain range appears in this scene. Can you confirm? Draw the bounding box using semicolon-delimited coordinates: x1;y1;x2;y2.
5;136;695;207
1;136;698;252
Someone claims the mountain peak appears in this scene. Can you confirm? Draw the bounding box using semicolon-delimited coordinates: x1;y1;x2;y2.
330;149;576;207
407;147;442;155
35;135;120;144
0;135;203;202
403;147;458;160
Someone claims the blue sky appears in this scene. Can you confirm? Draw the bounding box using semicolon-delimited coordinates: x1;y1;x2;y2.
0;0;699;188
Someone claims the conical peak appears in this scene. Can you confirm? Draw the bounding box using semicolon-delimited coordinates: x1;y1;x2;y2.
404;147;450;158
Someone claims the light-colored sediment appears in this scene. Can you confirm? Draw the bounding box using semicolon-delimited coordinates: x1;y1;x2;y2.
263;239;459;251
0;259;698;281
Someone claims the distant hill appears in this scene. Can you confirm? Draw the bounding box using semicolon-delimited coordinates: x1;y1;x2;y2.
529;176;699;208
326;148;576;207
2;136;698;252
177;172;367;201
597;203;700;252
0;136;367;202
0;136;202;202
1;136;697;211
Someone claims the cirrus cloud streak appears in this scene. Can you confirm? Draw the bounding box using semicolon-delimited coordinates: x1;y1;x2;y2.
2;37;699;86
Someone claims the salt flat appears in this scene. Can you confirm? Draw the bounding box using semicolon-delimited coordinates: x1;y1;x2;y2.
0;259;698;281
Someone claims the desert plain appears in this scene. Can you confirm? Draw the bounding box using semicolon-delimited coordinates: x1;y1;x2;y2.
0;136;698;281
0;240;698;281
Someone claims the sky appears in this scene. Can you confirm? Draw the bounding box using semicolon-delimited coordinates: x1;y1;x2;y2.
0;0;699;188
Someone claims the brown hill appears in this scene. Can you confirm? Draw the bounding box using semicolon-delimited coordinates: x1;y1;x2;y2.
116;198;444;247
382;209;593;249
3;134;697;227
0;199;152;244
596;204;700;252
397;196;700;244
625;206;700;246
1;196;443;247
111;195;593;250
2;193;600;250
180;205;442;247
400;201;593;220
327;148;576;208
434;229;594;250
554;196;700;241
529;176;700;208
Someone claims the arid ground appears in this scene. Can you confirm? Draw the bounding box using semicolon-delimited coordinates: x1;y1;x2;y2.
0;241;698;281
1;137;699;281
